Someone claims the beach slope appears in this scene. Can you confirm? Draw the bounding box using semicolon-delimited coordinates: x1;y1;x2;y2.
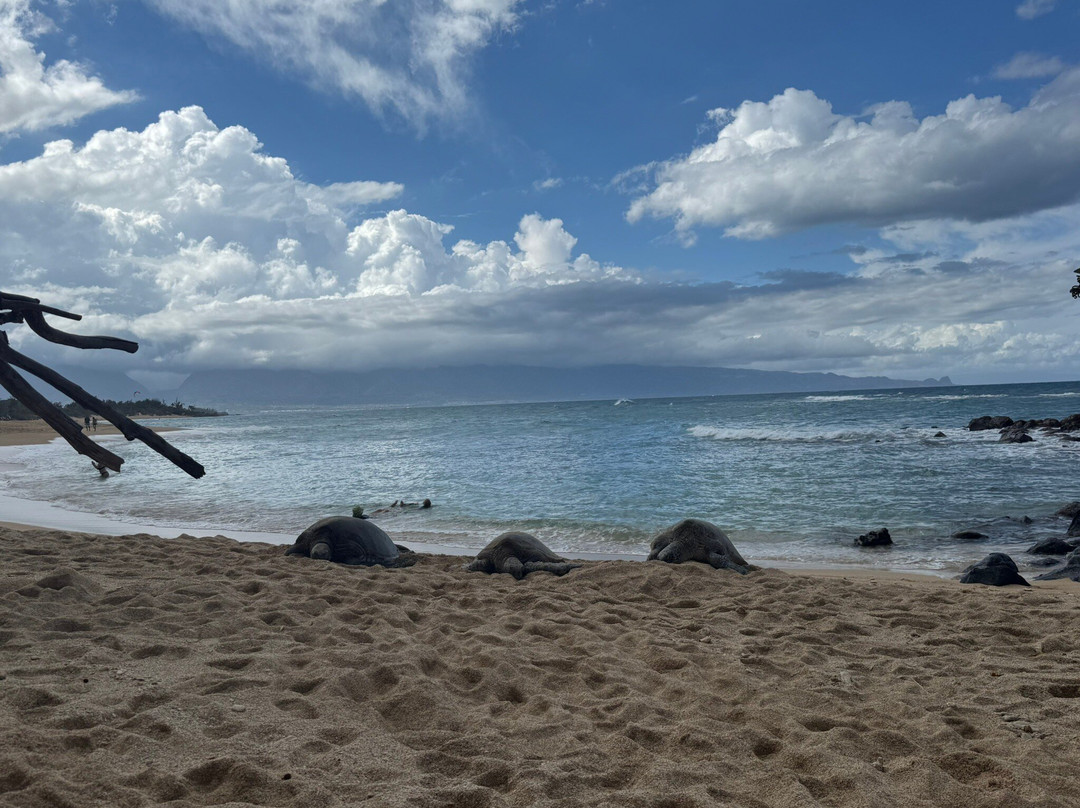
1;527;1078;807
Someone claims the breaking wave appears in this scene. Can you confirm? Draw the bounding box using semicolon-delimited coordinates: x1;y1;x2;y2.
688;425;890;443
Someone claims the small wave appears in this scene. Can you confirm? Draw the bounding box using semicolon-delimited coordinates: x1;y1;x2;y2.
613;399;634;406
688;425;887;443
802;395;873;402
919;394;1008;402
1038;392;1080;398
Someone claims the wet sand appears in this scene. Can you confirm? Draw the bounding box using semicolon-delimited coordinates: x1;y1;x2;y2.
1;526;1078;807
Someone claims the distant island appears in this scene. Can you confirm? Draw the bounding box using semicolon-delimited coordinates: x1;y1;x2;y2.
168;365;953;407
0;397;225;421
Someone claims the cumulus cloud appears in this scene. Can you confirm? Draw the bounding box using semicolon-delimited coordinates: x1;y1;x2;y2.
3;106;1079;383
626;69;1080;239
0;0;136;134
143;0;522;129
1016;0;1058;19
994;52;1066;79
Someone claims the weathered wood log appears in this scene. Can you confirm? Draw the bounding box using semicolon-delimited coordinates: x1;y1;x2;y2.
1;291;205;478
0;336;205;478
0;292;81;321
0;358;125;472
22;309;138;353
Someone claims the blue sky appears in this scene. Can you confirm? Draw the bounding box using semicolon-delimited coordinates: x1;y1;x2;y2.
2;0;1080;385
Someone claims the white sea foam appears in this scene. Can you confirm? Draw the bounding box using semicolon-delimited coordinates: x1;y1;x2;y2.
918;394;1008;401
688;425;888;443
801;395;874;402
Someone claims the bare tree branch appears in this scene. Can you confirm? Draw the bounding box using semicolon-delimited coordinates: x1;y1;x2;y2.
0;291;205;478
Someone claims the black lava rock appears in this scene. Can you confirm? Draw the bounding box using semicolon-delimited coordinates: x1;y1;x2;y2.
952;530;988;540
1028;537;1075;556
1056;502;1080;518
1068;512;1080;538
1034;549;1080;582
854;528;892;547
998;426;1034;444
968;416;1014;431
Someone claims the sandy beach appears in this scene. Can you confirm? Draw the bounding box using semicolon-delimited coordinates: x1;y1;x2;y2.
0;418;178;447
0;523;1077;808
2;420;1080;806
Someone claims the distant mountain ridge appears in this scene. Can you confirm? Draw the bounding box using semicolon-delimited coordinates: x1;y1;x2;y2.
171;365;952;408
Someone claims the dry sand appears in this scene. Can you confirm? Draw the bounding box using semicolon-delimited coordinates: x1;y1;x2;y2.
1;527;1079;807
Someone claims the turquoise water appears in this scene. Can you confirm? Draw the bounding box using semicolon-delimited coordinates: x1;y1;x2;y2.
2;380;1079;572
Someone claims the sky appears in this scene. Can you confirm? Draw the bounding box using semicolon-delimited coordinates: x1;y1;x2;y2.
1;0;1080;386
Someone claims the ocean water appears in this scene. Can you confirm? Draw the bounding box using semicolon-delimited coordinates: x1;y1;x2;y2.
2;380;1080;573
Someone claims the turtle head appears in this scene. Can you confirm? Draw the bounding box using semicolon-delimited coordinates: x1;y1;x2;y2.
465;558;492;573
309;541;333;561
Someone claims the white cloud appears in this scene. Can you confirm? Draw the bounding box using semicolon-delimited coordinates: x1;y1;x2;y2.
994;52;1066;79
143;0;522;129
0;0;136;134
626;69;1080;239
1016;0;1058;19
533;177;563;191
3;106;1079;384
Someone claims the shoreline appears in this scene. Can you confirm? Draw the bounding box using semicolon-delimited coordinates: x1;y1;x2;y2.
0;420;1071;583
0;488;1056;585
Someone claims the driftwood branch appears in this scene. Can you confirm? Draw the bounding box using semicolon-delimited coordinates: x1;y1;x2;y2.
0;291;205;478
23;309;139;353
0;335;205;478
0;294;137;352
0;354;126;472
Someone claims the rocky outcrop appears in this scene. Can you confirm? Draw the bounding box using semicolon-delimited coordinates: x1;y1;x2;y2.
1028;538;1076;555
1034;549;1080;582
1057;502;1080;518
967;413;1080;445
998;425;1034;444
968;416;1013;431
951;530;988;540
854;528;892;547
1069;512;1080;538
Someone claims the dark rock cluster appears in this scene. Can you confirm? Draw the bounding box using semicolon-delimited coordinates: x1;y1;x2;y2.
967;413;1080;444
854;528;892;547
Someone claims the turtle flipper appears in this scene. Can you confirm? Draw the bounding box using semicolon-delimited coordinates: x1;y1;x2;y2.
502;556;525;579
522;561;581;577
284;544;305;556
647;536;671;561
707;551;750;575
655;543;684;564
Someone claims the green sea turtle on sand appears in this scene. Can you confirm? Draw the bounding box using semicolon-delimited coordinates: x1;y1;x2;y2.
466;532;581;579
648;518;753;574
285;516;416;567
958;553;1029;586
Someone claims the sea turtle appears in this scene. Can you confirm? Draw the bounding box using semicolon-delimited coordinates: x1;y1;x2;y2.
466;532;581;579
648;518;753;574
958;553;1029;586
285;516;416;567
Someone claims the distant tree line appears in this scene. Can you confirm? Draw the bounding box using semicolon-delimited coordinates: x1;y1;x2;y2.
1;397;224;421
